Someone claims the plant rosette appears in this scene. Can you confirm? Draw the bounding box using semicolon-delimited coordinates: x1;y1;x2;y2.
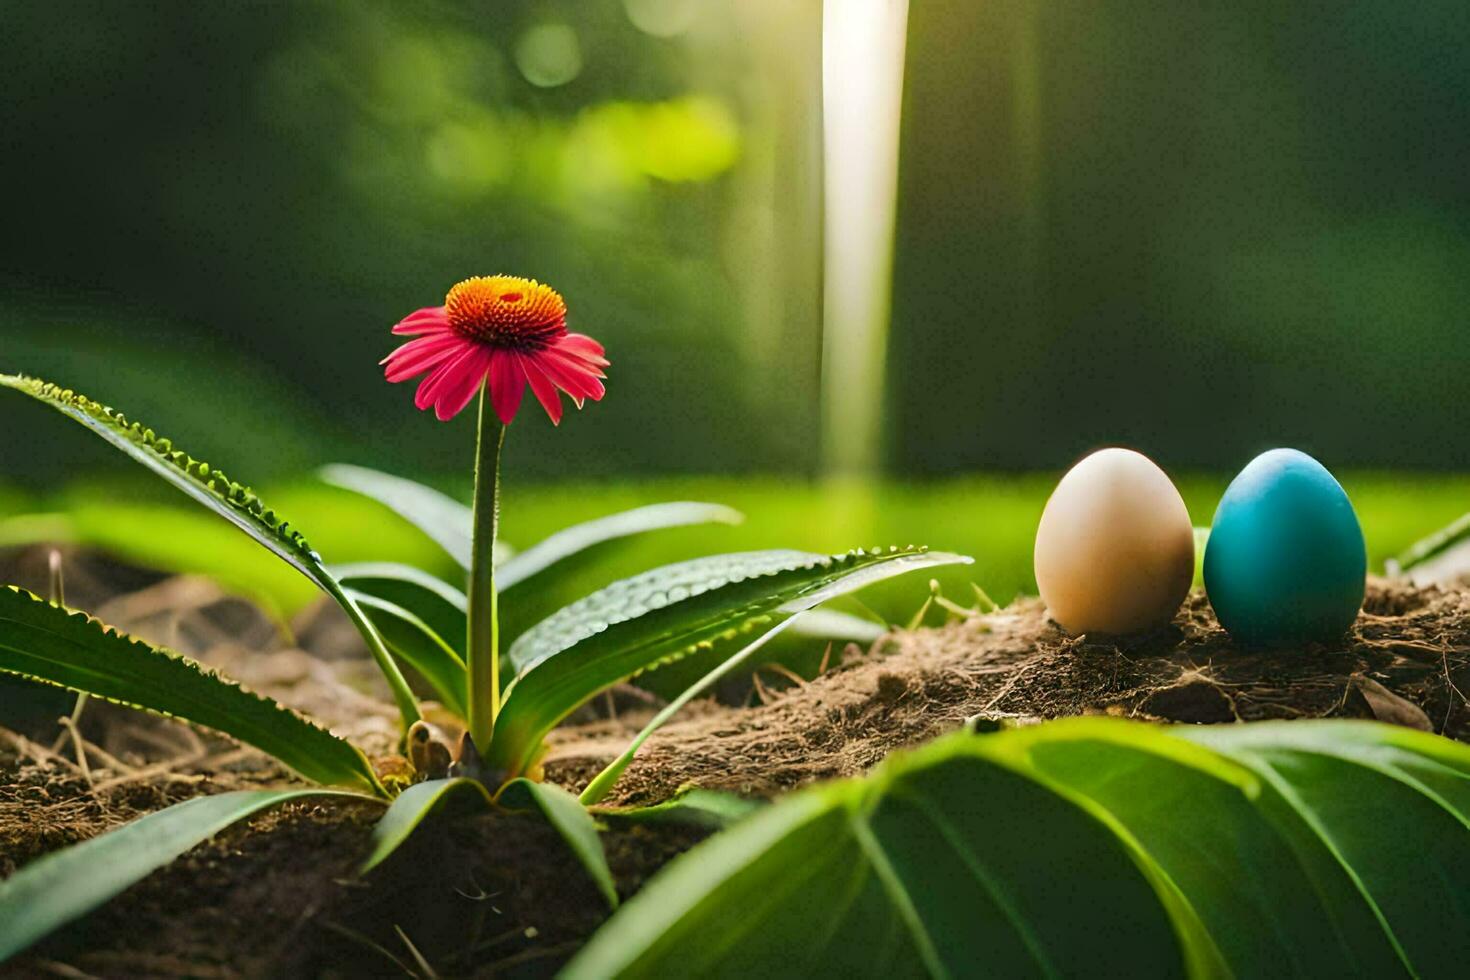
0;274;967;961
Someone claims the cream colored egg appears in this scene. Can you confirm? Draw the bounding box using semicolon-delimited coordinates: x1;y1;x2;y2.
1034;448;1194;636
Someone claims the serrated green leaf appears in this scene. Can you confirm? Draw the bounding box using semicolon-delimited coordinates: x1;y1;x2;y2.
492;548;970;781
575;547;964;803
333;562;468;657
566;719;1470;980
0;587;381;794
506;549;819;675
346;590;467;717
361;777;617;909
0;375;421;726
0;789;366;962
0;375;322;579
498;501;744;593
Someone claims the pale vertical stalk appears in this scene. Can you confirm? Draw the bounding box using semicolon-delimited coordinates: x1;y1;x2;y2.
48;550;64;605
47;550;92;752
820;0;911;478
466;387;506;751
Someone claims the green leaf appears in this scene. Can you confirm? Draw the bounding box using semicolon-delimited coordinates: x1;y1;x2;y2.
1;375;324;581
346;590;467;717
566;719;1470;980
499;777;619;909
565;723;1192;979
361;777;618;909
624;604;884;703
1008;723;1402;977
329;497;744;646
0;789;365;962
493;548;970;781
506;549;813;675
0;375;422;726
592;787;763;829
326;464;742;588
333;562;468;657
1389;511;1470;573
577;615;805;805
786;607;887;644
498;501;744;593
321;464;511;569
1180;722;1470;976
0;587;382;794
360;777;493;874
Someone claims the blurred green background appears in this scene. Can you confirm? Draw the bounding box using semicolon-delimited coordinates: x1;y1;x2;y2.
3;0;1469;610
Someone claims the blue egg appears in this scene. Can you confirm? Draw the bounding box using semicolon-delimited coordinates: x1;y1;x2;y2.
1203;449;1366;647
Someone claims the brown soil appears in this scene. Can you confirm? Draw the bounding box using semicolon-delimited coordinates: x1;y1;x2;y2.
2;547;1468;978
557;576;1470;804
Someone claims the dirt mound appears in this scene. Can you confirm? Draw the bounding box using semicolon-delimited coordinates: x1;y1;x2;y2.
562;577;1470;805
3;550;1468;977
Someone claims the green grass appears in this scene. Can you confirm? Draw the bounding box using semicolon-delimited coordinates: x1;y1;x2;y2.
3;472;1468;627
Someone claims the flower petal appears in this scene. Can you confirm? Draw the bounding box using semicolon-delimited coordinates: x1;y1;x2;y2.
433;347;494;422
415;344;479;410
521;357;564;425
382;334;464;382
559;332;607;360
536;349;606;403
551;348;608;378
414;373;442;411
393;306;451;336
556;332;610;368
488;350;527;425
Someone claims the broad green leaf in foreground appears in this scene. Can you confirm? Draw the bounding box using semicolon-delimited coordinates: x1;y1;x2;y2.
1179;722;1470;975
564;719;1470;980
0;587;382;794
360;777;617;909
0;376;420;725
491;548;970;780
0;790;367;962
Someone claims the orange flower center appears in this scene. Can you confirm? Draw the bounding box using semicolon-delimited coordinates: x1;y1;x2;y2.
445;275;567;350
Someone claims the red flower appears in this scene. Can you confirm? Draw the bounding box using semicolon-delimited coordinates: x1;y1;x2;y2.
383;276;609;424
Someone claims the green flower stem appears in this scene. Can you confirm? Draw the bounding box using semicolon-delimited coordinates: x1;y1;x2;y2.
467;387;506;752
323;578;421;729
